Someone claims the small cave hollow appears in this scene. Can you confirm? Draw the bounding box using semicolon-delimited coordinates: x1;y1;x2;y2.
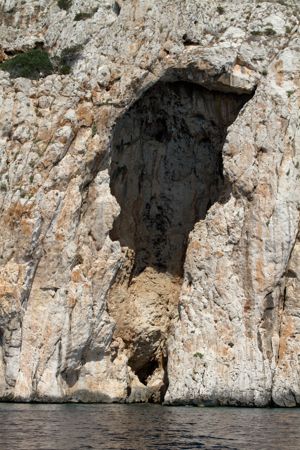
108;80;252;401
112;1;121;16
130;357;159;386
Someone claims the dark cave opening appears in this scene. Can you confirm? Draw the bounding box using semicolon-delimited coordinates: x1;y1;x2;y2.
131;357;159;386
109;81;251;278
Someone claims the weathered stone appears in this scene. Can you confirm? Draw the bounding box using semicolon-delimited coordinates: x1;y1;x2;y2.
0;0;299;405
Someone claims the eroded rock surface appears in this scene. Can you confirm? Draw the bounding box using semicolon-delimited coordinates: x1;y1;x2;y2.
0;0;299;405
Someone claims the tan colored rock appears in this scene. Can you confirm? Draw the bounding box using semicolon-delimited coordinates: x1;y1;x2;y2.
0;0;299;406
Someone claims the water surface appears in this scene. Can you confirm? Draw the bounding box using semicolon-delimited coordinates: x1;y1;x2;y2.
0;403;299;449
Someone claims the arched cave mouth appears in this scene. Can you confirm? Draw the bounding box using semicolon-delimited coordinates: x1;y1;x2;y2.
109;81;251;278
107;80;252;401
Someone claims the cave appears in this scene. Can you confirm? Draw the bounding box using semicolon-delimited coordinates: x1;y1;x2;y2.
109;82;251;277
107;80;252;401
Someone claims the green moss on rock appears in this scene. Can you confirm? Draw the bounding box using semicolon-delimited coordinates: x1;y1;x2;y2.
57;0;72;11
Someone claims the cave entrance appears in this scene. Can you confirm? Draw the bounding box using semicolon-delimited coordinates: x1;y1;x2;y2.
109;82;251;277
107;81;252;402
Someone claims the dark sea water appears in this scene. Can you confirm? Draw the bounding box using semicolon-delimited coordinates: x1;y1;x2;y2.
0;403;299;450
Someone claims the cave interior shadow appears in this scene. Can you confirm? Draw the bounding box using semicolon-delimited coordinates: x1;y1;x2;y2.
109;81;252;280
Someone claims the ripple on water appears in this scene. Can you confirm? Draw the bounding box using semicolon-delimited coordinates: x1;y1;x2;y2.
0;404;300;450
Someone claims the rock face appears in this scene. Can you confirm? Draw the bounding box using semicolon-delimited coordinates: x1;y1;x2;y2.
0;0;299;405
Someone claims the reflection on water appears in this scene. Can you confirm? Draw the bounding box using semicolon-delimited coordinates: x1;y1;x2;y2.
0;403;300;450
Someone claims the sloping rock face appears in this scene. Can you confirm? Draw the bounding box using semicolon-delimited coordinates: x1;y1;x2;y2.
0;0;299;405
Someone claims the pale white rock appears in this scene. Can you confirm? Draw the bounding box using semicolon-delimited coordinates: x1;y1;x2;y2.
97;65;111;87
0;0;299;406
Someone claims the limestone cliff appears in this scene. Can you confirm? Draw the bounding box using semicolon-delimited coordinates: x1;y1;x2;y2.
0;0;299;406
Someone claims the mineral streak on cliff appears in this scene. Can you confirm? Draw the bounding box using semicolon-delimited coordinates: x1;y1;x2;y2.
0;0;299;405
